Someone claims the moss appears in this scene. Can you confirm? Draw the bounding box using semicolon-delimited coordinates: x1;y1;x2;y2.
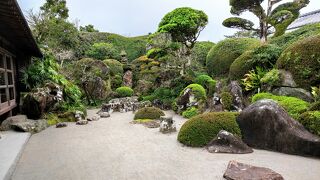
276;35;320;88
252;93;309;119
177;112;241;147
221;91;233;111
299;111;320;136
133;119;154;123
181;84;207;101
115;86;134;97
206;38;260;77
182;107;199;119
134;107;165;120
309;101;320;111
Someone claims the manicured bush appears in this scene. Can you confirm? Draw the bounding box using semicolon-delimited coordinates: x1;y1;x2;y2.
206;38;260;77
134;107;165;120
277;35;320;88
299;111;320;136
252;93;309;119
191;41;215;66
115;87;134;97
229;50;255;80
194;75;216;96
182;107;199;119
181;84;207;101
221;91;233;111
178;112;241;147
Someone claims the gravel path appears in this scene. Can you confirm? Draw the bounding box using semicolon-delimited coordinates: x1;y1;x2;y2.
12;109;320;180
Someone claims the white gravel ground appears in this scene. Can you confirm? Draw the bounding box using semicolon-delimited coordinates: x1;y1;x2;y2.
12;109;320;180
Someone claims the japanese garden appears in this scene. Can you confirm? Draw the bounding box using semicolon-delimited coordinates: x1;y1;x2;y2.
0;0;320;179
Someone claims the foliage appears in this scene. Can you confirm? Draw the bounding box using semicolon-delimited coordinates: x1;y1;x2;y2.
299;111;320;136
40;0;69;19
242;67;267;92
206;38;260;77
311;86;320;102
158;7;208;49
170;75;194;97
252;93;309;119
115;87;134;98
111;75;123;90
181;84;207;101
142;87;176;107
221;92;233;111
177;112;241;147
194;75;216;97
225;30;259;38
276;35;320;88
224;0;310;41
134;107;165;120
103;59;123;76
309;101;320;111
80;24;99;32
85;42;119;60
260;69;280;87
182;107;199;119
191;41;215;66
229;50;255;80
146;48;167;59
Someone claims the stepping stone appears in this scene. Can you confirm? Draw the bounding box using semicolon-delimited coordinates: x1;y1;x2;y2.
76;120;88;125
56;122;67;128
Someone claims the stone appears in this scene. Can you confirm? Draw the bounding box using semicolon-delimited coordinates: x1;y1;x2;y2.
237;99;320;157
223;161;284;180
272;87;313;102
87;115;100;121
56;122;67;128
98;112;110;118
75;111;84;121
206;130;253;154
228;81;245;111
135;80;153;95
76;120;88;125
1;115;48;133
143;121;160;128
159;116;176;134
123;70;133;87
279;69;297;88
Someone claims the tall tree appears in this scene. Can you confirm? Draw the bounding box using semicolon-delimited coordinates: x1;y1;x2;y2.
223;0;309;42
80;24;99;32
40;0;69;19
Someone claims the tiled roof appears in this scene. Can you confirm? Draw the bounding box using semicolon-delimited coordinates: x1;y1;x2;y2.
287;9;320;30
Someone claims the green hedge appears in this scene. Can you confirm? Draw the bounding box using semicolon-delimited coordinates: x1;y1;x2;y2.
115;87;134;97
134;107;165;120
276;35;320;88
206;38;260;77
178;112;241;147
298;111;320;136
252;93;309;119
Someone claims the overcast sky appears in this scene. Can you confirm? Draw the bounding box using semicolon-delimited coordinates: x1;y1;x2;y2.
18;0;320;43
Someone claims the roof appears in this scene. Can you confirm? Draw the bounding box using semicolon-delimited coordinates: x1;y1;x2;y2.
287;9;320;30
0;0;42;57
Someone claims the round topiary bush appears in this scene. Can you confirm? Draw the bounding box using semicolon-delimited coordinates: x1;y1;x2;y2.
194;75;216;96
299;111;320;136
115;86;134;97
206;38;260;77
181;84;207;101
276;35;320;88
134;107;165;120
177;112;241;147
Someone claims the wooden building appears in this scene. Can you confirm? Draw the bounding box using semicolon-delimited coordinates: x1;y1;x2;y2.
0;0;42;117
288;9;320;31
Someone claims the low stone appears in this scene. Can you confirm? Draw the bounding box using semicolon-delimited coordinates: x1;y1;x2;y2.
143;121;160;128
272;87;313;102
206;130;253;154
56;122;67;128
1;115;27;131
279;69;297;88
159;116;176;134
87;115;100;121
237;99;320;157
76;120;88;125
98;112;110;118
223;161;284;180
1;115;48;133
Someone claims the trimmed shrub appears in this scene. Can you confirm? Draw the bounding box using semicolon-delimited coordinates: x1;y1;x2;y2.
276;35;320;88
221;91;233;111
181;84;207;101
182;107;199;119
229;50;255;80
299;111;320;136
206;38;260;77
252;93;309;119
177;112;241;147
115;87;134;97
191;41;215;66
103;59;123;76
194;75;216;97
134;107;165;120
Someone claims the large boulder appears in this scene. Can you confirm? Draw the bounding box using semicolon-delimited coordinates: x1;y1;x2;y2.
237;100;320;157
223;161;284;180
206;130;253;154
1;115;48;133
272;87;313;102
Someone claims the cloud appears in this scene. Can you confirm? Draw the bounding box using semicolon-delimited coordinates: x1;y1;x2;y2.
18;0;320;43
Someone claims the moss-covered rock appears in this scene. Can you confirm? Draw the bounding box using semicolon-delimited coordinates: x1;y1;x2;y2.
177;112;241;147
134;107;165;120
276;35;320;88
299;111;320;136
206;38;260;77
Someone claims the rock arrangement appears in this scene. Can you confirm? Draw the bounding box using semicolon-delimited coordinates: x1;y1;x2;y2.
159;116;176;134
101;97;152;114
237;99;320;157
223;161;284;180
0;115;48;133
206;130;253;154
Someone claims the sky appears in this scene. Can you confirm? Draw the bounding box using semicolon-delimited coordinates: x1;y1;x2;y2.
18;0;320;43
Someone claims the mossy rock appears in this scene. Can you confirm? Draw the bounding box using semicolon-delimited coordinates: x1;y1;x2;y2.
178;112;241;147
298;111;320;136
276;35;320;88
134;107;165;120
206;38;260;77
